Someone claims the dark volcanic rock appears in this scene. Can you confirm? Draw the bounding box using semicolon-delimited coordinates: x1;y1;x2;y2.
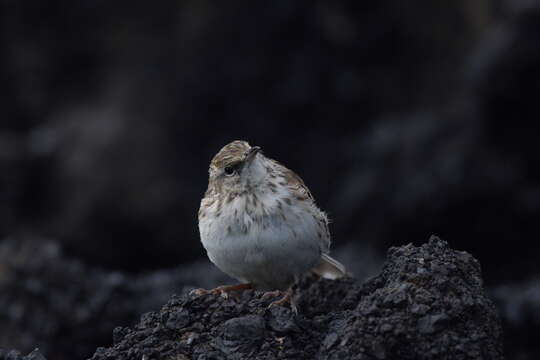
0;349;46;360
0;236;227;360
216;315;266;355
90;236;503;360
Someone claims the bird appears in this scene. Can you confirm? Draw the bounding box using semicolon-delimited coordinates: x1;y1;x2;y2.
196;140;346;311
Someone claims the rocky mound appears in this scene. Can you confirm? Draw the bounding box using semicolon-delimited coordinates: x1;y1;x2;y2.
90;236;503;360
0;236;227;360
0;349;46;360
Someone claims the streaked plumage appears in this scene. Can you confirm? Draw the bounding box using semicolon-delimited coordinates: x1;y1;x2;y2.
198;140;345;291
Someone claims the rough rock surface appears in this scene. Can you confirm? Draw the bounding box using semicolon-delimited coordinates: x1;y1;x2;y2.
0;236;228;360
0;349;46;360
90;236;503;360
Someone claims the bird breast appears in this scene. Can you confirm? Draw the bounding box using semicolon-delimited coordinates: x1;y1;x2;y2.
198;189;324;286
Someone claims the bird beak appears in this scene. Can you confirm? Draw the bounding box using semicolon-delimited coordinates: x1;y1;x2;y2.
245;146;261;163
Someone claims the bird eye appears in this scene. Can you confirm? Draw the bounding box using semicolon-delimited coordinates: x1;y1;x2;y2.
224;165;236;176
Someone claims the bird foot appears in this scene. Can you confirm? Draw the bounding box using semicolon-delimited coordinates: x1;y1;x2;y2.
190;283;252;299
265;288;298;314
260;290;283;301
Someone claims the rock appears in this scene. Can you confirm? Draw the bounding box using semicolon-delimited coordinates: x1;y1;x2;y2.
417;314;450;334
216;315;266;355
0;236;228;360
0;349;46;360
266;307;300;333
89;236;503;360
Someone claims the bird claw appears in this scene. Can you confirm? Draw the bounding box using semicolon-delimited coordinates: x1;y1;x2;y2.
189;288;209;297
267;299;298;315
190;283;252;299
260;290;283;301
265;288;298;314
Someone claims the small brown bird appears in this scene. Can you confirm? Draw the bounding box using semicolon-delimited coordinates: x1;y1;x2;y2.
197;140;345;311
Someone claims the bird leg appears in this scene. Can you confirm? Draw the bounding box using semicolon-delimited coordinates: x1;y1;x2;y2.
260;290;283;301
190;283;252;299
266;287;298;314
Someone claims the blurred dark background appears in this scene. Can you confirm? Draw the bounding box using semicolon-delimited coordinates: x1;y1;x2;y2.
1;0;539;359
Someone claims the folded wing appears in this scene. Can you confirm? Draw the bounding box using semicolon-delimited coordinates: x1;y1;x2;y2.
311;253;346;280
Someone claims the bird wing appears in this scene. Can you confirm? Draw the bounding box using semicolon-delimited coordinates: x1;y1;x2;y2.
311;253;346;279
272;159;331;253
273;159;315;202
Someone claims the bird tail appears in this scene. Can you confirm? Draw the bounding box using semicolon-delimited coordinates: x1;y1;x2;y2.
312;253;346;280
